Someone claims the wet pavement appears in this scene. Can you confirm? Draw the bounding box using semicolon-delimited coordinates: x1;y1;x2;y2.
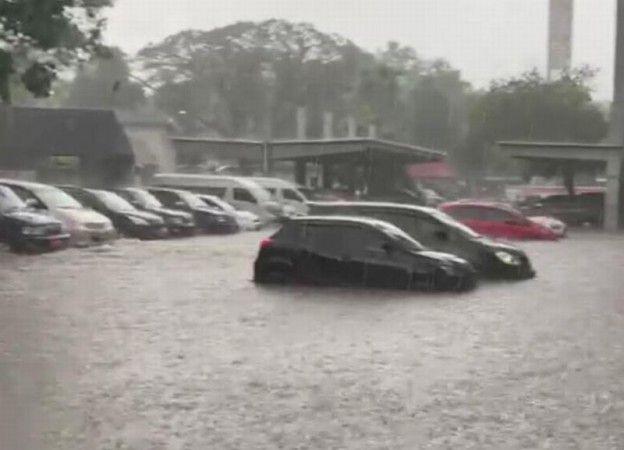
1;231;624;450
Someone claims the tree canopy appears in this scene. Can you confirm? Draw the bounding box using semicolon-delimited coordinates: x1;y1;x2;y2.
0;0;110;103
459;68;608;177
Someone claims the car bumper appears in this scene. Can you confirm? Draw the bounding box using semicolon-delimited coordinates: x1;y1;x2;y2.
69;228;118;247
166;223;196;237
483;260;537;280
15;233;71;253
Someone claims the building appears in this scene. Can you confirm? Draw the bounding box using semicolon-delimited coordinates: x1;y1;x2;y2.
0;106;178;187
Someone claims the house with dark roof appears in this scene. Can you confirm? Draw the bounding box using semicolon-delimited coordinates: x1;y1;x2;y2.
0;106;137;186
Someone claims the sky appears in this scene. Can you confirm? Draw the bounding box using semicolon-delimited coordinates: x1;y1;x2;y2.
104;0;617;100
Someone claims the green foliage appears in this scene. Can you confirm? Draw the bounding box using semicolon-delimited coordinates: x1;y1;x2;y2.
64;47;146;110
0;0;110;103
136;21;471;146
460;68;608;176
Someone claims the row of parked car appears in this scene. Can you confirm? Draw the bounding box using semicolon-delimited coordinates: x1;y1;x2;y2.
0;175;308;253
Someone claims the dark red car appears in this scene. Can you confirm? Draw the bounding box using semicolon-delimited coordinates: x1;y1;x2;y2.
440;201;559;241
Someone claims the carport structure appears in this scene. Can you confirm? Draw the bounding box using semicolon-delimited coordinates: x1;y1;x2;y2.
172;137;444;195
498;141;622;230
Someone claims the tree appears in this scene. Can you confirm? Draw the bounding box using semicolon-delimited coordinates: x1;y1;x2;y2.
0;0;110;104
137;20;366;138
64;47;146;110
459;68;608;181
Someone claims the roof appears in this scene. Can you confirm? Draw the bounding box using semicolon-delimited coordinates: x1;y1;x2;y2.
290;215;402;229
0;106;134;168
250;177;297;188
172;137;445;163
308;200;438;215
407;161;455;179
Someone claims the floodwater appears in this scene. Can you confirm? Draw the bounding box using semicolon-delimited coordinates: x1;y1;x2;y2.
1;232;624;449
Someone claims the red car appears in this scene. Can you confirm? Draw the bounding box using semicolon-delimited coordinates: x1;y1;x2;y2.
439;201;559;241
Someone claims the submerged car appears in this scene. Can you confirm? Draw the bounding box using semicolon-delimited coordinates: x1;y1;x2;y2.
254;216;478;292
0;185;70;253
59;186;168;240
0;179;116;247
440;200;559;241
147;188;239;234
113;187;196;237
308;201;536;280
196;194;262;231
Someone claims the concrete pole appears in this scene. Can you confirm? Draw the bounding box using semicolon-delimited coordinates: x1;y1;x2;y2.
368;124;377;139
322;112;334;139
604;0;624;230
296;107;307;140
347;116;357;138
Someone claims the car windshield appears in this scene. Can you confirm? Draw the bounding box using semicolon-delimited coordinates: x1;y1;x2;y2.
204;196;236;214
130;189;163;209
0;187;26;212
94;191;137;212
380;223;425;252
36;187;84;209
180;191;207;209
430;209;481;238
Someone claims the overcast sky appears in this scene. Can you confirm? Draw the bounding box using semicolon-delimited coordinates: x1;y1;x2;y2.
105;0;617;100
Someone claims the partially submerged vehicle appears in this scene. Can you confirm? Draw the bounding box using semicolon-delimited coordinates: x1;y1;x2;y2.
308;201;536;280
254;215;478;292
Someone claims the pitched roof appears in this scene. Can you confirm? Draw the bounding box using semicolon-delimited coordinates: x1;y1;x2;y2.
0;106;134;168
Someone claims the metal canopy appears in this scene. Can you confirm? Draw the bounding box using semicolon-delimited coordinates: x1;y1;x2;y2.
172;137;445;164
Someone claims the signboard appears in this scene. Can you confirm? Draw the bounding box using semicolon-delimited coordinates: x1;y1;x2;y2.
548;0;574;79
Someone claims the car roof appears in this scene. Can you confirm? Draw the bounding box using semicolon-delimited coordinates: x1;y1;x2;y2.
308;200;439;215
442;200;516;211
0;179;53;190
154;173;263;190
249;177;297;188
147;187;189;195
290;215;404;231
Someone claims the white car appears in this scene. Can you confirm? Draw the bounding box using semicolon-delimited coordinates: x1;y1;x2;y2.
527;216;567;237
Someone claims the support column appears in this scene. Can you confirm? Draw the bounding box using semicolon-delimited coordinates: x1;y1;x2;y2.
322;162;334;190
294;160;307;186
605;155;622;231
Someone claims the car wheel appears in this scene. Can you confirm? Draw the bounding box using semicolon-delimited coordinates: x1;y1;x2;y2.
257;265;293;285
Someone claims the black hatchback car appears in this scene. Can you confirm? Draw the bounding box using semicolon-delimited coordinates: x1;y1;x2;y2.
308;202;536;280
113;187;196;237
58;186;168;240
0;185;69;253
147;188;239;234
254;216;478;292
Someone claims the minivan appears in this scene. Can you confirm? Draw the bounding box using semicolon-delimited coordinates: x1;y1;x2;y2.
249;177;309;216
308;201;536;280
151;174;283;224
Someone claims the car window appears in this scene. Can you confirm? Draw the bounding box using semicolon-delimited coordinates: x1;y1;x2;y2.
150;190;180;207
130;190;163;208
0;186;26;212
194;186;227;197
35;187;83;209
234;188;257;204
445;205;487;220
3;185;36;203
481;207;516;222
283;189;306;202
93;191;137;212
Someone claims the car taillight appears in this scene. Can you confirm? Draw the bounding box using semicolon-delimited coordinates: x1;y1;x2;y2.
260;238;273;248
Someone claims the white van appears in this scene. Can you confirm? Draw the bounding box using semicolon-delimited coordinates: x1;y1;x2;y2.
250;177;309;216
151;174;284;223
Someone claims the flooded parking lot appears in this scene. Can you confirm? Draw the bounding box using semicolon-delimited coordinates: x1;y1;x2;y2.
1;232;624;450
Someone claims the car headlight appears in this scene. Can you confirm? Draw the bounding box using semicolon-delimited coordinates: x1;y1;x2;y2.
129;217;149;226
22;226;46;236
495;251;522;266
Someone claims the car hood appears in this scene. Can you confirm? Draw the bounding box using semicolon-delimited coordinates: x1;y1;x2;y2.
122;210;164;224
476;236;526;255
53;207;111;226
4;209;60;226
418;250;472;266
145;206;191;220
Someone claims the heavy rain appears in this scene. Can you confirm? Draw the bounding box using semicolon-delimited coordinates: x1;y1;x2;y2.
1;0;624;449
